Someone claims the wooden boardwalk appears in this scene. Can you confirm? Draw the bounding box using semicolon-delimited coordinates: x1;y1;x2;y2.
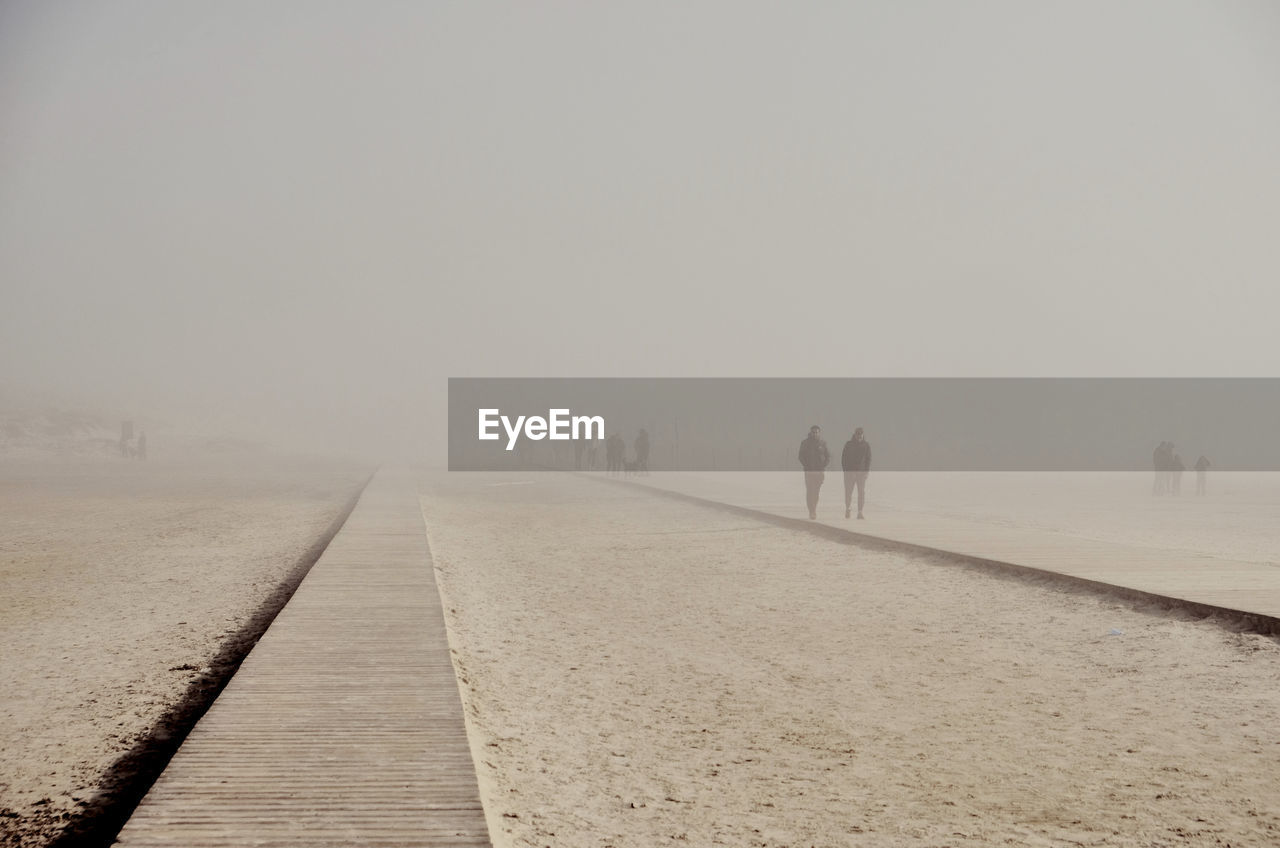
114;469;491;847
624;474;1280;629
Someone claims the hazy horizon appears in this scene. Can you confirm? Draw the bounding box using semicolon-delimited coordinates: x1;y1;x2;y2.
4;2;1279;459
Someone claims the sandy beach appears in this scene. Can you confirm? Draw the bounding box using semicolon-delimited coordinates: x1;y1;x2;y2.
7;2;1279;844
423;471;1280;847
0;453;369;847
632;471;1280;567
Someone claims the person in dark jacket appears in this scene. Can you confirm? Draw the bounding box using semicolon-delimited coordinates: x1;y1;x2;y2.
841;427;871;519
798;425;830;519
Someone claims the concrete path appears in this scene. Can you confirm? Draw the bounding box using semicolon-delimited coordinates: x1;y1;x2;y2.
619;473;1280;630
114;469;490;847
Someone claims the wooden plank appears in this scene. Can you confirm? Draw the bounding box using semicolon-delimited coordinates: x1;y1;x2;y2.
114;468;491;848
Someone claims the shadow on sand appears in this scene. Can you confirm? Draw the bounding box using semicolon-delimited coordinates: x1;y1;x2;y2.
587;473;1280;639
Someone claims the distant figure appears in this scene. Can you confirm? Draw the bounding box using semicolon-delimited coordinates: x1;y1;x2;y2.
119;436;132;458
635;429;650;475
136;431;147;461
798;425;830;520
1152;441;1174;495
1195;455;1210;495
606;433;625;476
1157;440;1167;494
1152;442;1162;494
574;439;585;471
1171;453;1184;495
585;439;600;471
841;427;871;519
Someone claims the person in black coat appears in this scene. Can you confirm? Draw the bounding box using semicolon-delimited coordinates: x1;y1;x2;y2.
841;427;871;519
798;425;830;519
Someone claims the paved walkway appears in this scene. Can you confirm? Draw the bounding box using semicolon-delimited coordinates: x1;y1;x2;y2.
114;469;490;847
620;473;1280;631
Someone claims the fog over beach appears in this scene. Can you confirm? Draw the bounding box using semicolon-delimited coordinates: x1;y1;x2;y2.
3;1;1280;846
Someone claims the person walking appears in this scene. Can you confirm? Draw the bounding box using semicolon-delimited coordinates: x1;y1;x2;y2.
606;433;625;476
1171;453;1185;495
841;427;871;519
1152;441;1166;495
635;428;650;475
798;425;830;520
1195;455;1210;495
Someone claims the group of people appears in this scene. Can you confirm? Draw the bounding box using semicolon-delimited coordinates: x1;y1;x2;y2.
798;425;871;520
1152;441;1210;496
797;430;1213;519
577;428;650;475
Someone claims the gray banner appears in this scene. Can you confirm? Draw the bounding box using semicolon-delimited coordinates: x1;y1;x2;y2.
448;378;1280;471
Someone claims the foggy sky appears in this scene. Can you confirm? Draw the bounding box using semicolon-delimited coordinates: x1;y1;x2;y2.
3;2;1278;458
